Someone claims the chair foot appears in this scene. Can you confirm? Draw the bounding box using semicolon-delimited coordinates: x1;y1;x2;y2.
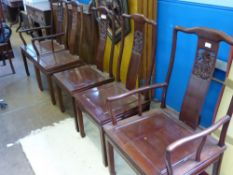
57;85;65;112
76;106;85;137
72;98;79;132
34;66;43;91
47;75;56;105
8;57;15;74
106;139;116;174
21;50;30;76
100;128;108;167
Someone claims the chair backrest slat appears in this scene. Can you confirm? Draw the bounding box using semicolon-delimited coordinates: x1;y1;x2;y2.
117;14;157;91
67;2;83;54
161;26;233;129
91;6;115;76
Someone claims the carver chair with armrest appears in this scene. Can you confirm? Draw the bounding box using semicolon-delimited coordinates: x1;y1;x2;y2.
74;14;157;166
104;26;233;175
19;1;85;105
53;6;115;117
19;0;69;76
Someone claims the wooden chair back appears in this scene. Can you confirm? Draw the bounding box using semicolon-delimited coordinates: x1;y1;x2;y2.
116;14;157;90
91;6;115;76
66;1;83;54
161;26;233;129
50;0;69;46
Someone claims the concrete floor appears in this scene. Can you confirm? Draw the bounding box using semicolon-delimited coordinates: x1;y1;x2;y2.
0;25;73;175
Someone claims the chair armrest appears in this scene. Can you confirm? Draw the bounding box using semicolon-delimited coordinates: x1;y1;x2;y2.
107;83;167;102
19;26;52;46
31;32;65;56
165;115;231;175
31;32;65;42
18;26;51;33
106;83;168;125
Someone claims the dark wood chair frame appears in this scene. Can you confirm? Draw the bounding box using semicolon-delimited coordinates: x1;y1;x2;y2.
18;0;85;105
105;83;233;175
74;13;157;166
104;26;233;175
53;6;116;116
0;1;15;74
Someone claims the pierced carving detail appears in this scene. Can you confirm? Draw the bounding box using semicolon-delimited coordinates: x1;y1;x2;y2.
99;19;108;40
133;31;144;54
193;48;216;80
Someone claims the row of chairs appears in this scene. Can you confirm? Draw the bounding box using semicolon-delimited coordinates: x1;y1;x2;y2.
19;0;233;174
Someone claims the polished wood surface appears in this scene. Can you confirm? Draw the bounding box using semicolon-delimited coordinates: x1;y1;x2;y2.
159;26;233;129
19;0;84;105
74;14;157;166
53;6;115;120
104;27;233;175
105;107;230;175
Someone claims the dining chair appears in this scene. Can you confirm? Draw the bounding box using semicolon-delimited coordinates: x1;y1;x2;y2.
104;26;233;175
19;0;69;75
53;6;115;117
54;6;115;131
74;14;157;166
19;1;85;105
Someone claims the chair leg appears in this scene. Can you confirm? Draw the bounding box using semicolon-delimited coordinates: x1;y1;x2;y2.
212;154;223;175
100;127;108;167
16;11;22;32
47;75;56;105
8;56;15;74
2;55;6;66
56;84;65;112
76;106;85;137
21;50;30;76
106;139;116;175
72;97;79;132
34;66;43;91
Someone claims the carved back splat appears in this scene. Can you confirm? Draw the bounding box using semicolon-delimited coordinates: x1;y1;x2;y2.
50;0;66;43
67;2;83;54
162;26;233;129
92;7;115;75
116;14;157;91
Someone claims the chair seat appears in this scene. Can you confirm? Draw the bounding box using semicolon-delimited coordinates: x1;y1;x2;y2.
53;65;114;93
104;109;225;175
21;41;83;72
74;82;143;125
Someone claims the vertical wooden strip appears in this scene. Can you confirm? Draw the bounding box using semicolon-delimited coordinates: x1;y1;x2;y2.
137;0;158;87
